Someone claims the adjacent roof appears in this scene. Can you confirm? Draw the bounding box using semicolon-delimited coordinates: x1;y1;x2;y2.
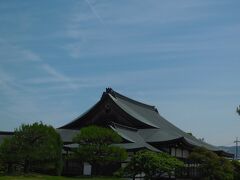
110;124;160;152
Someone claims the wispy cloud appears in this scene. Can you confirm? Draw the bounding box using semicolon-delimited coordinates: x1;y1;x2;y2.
21;49;41;62
0;69;16;94
84;0;104;24
63;0;234;59
41;63;78;90
0;40;40;62
0;39;79;91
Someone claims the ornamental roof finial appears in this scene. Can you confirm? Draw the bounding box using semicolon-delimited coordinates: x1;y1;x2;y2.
106;87;113;93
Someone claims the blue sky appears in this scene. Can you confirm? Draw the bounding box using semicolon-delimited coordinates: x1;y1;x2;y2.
0;0;240;146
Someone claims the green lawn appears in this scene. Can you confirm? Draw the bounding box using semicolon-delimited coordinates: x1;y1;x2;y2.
0;175;121;180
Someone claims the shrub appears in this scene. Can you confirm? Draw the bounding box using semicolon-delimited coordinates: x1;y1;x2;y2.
124;150;184;180
189;147;233;180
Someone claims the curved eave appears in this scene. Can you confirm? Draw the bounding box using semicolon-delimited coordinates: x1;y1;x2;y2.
149;137;191;147
150;137;233;158
59;97;104;129
0;131;14;135
108;94;159;129
214;150;234;158
182;138;233;158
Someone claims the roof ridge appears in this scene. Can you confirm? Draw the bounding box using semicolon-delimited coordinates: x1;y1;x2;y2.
106;88;158;112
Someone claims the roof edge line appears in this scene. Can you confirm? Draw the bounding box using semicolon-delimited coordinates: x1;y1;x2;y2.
107;88;157;111
0;131;14;135
58;98;103;129
108;94;159;128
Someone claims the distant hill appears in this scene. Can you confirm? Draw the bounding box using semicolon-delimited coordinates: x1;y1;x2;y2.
218;146;237;157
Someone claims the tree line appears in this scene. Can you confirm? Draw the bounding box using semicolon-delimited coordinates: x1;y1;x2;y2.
0;122;62;175
0;123;240;180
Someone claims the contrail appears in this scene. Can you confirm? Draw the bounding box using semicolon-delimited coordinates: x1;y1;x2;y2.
84;0;104;24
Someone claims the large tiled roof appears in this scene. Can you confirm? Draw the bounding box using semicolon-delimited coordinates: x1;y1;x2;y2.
107;89;219;151
58;88;232;157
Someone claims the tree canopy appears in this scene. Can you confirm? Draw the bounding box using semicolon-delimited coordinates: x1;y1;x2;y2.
231;160;240;180
0;137;21;173
0;122;63;175
72;125;127;175
124;150;184;180
189;147;233;180
237;105;240;116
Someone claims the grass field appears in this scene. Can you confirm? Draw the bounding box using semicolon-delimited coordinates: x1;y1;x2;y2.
0;174;121;180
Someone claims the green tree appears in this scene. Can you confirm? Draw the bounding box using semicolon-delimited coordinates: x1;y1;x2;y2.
124;150;184;180
189;147;233;180
0;137;21;173
0;122;63;175
72;125;127;175
231;160;240;180
237;105;240;115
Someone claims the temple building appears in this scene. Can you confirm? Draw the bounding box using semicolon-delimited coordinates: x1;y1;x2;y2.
60;88;232;158
0;88;233;177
